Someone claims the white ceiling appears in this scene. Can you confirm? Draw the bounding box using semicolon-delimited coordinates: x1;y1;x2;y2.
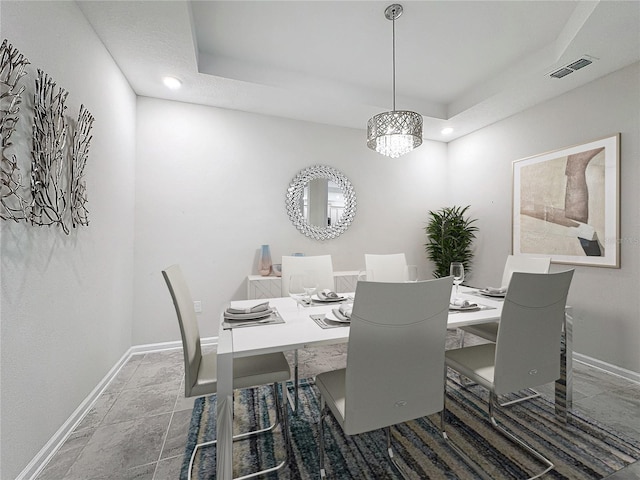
78;0;640;142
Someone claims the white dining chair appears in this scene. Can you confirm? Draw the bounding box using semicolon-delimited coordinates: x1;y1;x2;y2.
459;255;551;407
281;254;335;296
315;277;485;479
445;270;574;480
460;255;551;345
501;254;552;288
162;264;292;480
364;253;408;282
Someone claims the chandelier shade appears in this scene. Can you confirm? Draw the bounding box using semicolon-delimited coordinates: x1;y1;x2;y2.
367;4;423;158
367;110;423;158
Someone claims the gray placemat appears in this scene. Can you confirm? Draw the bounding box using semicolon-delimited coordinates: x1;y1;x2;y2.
448;303;497;314
310;314;350;329
223;308;285;330
467;290;506;301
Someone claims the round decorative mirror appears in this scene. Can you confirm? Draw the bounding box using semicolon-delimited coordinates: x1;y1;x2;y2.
286;165;357;240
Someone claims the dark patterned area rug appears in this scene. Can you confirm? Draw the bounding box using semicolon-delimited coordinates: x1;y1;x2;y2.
182;376;640;479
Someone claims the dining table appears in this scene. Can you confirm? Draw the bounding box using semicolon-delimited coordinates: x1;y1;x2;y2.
214;286;573;480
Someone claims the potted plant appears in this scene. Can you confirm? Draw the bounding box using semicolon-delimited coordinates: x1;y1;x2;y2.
424;205;478;279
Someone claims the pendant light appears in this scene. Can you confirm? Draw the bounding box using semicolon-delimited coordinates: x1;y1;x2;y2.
367;4;423;158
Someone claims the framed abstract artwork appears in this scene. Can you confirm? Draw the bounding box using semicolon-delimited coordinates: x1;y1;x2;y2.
512;134;620;268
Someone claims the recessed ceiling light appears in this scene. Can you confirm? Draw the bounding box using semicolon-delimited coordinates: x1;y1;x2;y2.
162;76;182;90
441;127;454;135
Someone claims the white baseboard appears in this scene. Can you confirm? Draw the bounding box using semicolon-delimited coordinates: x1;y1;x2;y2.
574;352;640;384
17;337;218;480
129;339;183;355
128;336;218;356
16;348;133;480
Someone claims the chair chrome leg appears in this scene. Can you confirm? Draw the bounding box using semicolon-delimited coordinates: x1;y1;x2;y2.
458;373;476;388
278;381;292;464
286;349;300;413
234;383;291;480
440;374;493;480
188;439;208;480
234;457;289;480
489;393;554;480
318;397;327;479
232;388;281;442
385;426;409;480
499;389;541;407
189;384;291;480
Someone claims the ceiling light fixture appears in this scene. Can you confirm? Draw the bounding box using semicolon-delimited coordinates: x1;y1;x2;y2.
162;76;182;90
441;127;453;135
367;4;422;159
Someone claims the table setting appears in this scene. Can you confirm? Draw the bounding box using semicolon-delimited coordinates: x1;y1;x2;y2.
312;289;350;303
222;301;284;329
310;302;352;329
449;298;480;311
462;285;508;300
477;286;507;297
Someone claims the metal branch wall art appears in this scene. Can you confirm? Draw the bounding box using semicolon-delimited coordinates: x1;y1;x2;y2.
31;69;70;234
0;37;96;235
0;39;30;221
70;105;94;227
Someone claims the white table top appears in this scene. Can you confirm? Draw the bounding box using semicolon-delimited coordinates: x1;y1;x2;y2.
224;288;503;358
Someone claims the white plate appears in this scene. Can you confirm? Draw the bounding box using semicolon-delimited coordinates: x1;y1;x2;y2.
224;309;273;320
449;304;480;311
312;295;346;303
479;290;506;298
324;310;351;323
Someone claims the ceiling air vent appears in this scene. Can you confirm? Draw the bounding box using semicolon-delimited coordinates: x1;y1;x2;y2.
550;67;573;79
549;55;596;79
566;58;592;71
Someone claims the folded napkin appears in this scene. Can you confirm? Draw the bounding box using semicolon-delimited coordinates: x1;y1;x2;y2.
226;301;270;315
318;289;341;300
450;298;476;308
339;304;352;318
484;286;507;294
331;306;351;322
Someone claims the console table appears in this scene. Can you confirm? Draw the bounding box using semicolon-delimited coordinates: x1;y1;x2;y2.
246;270;359;299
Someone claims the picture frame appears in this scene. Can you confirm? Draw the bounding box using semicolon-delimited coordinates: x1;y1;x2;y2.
512;134;620;268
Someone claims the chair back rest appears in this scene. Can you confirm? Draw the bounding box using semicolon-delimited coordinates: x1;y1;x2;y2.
162;265;202;398
344;277;453;435
501;255;551;288
364;253;408;282
494;270;574;395
281;255;335;296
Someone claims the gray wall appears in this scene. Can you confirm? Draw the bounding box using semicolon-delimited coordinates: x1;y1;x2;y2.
0;2;136;478
134;97;449;344
448;62;640;373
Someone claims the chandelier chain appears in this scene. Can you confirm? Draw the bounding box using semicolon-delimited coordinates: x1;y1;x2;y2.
392;12;396;111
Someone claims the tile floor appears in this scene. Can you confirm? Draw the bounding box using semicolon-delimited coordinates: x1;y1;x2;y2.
35;337;640;480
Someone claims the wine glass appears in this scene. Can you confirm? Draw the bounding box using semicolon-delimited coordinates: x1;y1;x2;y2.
404;265;418;282
302;274;318;304
288;274;308;309
357;270;373;282
450;262;465;297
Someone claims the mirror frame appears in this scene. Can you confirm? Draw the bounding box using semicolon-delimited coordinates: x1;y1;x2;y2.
286;165;357;240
